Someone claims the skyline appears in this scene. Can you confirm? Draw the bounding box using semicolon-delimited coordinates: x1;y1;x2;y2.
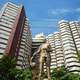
0;2;80;79
0;0;80;37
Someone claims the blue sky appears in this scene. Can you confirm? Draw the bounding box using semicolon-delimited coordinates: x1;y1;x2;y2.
0;0;80;37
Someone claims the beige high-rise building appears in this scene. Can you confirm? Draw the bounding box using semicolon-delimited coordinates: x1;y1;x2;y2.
47;32;64;72
59;20;80;73
69;21;80;51
46;20;80;73
0;2;32;69
32;33;46;63
32;33;46;54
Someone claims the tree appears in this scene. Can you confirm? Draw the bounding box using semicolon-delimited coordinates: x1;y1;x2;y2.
51;66;80;80
14;68;32;80
0;55;32;80
51;66;68;80
0;55;16;80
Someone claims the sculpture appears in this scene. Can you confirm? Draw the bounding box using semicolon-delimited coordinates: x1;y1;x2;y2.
30;43;51;80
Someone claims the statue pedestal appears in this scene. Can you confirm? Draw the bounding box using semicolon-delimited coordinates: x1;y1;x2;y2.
32;64;39;80
43;78;48;80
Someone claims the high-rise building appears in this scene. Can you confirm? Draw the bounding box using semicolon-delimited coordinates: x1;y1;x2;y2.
32;33;46;55
0;2;32;69
32;33;46;64
69;21;80;51
59;20;80;73
46;20;80;73
47;32;64;72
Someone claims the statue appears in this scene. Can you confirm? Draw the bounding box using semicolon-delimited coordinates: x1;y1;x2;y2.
30;43;51;80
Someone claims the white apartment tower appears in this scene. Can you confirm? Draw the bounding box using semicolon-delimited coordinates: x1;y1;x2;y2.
0;2;32;69
69;21;80;52
46;20;80;73
59;20;80;73
47;32;64;72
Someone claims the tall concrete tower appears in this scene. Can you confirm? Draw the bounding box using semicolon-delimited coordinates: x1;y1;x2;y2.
0;2;32;69
59;20;80;73
47;32;64;72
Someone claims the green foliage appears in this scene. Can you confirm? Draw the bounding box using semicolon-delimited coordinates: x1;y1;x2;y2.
0;56;16;80
51;66;80;80
0;55;16;70
22;68;32;80
60;73;80;80
14;68;32;80
0;55;32;80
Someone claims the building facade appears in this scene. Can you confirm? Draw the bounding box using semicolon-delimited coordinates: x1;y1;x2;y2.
0;2;32;69
32;33;46;55
46;20;80;73
59;20;80;73
46;32;64;72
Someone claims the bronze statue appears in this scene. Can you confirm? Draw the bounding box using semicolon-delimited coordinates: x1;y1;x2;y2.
30;43;51;80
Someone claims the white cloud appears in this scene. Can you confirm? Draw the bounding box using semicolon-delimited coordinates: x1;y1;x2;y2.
76;8;80;12
77;16;80;21
49;8;80;16
60;9;70;13
48;9;70;15
31;18;58;28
